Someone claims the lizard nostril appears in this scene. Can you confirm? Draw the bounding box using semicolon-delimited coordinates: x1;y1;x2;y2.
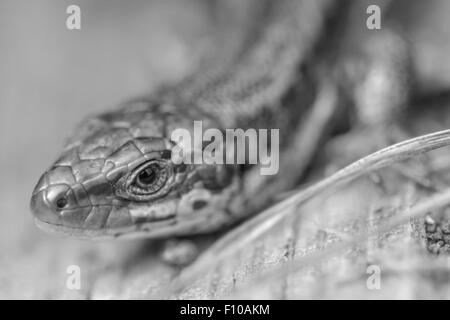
55;196;68;209
45;184;72;211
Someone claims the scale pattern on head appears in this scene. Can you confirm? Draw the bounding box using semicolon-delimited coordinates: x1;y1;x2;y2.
30;100;239;239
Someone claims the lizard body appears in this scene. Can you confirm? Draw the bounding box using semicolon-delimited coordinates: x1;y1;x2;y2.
30;0;374;240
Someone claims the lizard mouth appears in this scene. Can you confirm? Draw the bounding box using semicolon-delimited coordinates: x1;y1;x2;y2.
34;218;115;239
34;216;180;240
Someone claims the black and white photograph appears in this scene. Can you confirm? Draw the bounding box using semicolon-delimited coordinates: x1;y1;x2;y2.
1;0;450;302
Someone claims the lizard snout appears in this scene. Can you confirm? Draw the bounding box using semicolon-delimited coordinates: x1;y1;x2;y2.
31;183;79;226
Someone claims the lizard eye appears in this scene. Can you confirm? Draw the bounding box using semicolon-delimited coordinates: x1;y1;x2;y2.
128;161;168;195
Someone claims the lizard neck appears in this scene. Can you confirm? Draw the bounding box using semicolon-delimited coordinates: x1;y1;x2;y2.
158;0;335;129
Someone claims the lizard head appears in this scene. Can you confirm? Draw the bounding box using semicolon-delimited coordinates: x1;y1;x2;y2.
30;100;240;239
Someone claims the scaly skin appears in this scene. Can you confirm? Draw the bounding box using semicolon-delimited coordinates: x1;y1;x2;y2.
30;0;336;239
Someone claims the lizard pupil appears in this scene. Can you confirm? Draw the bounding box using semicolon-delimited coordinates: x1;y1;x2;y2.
56;197;68;209
138;167;157;186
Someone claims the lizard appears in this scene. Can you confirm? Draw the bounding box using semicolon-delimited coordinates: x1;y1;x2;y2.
30;0;343;242
30;0;415;266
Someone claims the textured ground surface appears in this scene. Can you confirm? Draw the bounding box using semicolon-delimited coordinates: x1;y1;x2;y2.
1;0;450;299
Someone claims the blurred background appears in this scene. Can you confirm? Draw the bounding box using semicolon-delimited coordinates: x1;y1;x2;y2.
1;0;450;299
